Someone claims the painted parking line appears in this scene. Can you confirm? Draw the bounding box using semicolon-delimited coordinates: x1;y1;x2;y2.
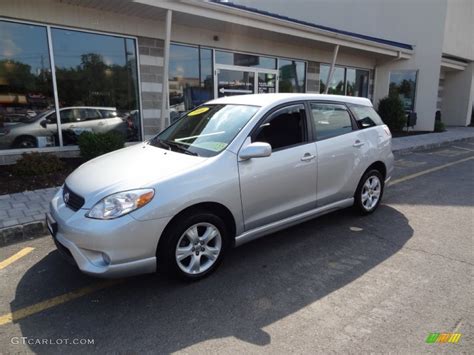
0;247;35;270
452;146;474;152
388;155;474;186
0;154;473;326
0;279;122;326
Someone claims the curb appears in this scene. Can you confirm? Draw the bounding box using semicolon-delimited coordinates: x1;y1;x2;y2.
0;220;48;247
392;136;474;155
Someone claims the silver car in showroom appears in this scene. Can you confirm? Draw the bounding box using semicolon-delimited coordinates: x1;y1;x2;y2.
0;107;126;149
47;94;394;280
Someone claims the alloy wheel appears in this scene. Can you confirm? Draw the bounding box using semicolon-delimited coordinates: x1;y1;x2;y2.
175;222;222;275
361;175;381;211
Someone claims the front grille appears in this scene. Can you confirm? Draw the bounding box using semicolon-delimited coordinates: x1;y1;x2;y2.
63;184;85;211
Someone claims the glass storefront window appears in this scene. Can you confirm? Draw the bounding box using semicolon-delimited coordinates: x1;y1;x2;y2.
215;51;276;69
51;28;140;144
217;69;255;97
258;73;277;94
278;59;306;93
320;65;345;95
320;64;369;98
0;21;57;150
389;70;417;111
169;44;214;122
346;68;369;97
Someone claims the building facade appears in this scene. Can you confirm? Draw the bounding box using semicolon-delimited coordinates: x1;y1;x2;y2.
0;0;472;164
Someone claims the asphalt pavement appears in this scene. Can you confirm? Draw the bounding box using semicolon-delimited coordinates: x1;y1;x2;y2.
0;140;473;354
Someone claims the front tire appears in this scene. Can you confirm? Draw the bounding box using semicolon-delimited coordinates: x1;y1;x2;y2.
13;136;37;149
157;212;229;281
354;169;384;215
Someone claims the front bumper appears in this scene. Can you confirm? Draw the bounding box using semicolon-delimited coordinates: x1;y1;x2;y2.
48;188;171;278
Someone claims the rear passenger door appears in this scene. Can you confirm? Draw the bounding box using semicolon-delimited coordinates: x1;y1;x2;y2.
310;102;368;206
77;109;105;133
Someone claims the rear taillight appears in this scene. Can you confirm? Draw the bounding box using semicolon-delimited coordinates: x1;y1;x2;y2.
383;125;391;137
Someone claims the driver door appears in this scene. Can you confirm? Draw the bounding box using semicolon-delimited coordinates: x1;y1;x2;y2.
238;103;318;230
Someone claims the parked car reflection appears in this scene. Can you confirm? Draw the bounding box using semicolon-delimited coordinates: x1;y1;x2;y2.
0;107;129;149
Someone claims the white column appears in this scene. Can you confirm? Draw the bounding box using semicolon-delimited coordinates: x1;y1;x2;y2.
46;26;63;147
324;44;340;94
161;9;172;130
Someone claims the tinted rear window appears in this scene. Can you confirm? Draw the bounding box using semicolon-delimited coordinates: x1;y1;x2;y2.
350;104;384;129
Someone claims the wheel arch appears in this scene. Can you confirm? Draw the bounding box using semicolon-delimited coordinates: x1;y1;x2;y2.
354;161;387;197
11;134;37;148
156;202;237;255
364;161;387;180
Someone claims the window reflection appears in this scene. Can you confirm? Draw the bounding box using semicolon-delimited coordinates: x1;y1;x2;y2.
169;44;214;122
320;65;369;98
389;70;417;111
0;21;57;149
320;65;345;95
311;103;353;140
346;68;369;97
52;29;140;144
278;59;305;93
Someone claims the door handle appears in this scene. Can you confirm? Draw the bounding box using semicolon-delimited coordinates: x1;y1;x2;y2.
353;140;365;148
301;153;316;162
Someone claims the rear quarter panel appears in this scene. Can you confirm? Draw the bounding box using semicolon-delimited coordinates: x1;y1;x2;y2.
361;125;394;182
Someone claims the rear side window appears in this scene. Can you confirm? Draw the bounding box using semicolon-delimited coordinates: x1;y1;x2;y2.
350;104;384;129
100;110;118;118
79;109;101;121
254;104;306;150
310;103;353;140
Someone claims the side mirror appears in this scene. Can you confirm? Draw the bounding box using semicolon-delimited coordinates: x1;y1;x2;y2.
239;142;272;160
40;120;47;128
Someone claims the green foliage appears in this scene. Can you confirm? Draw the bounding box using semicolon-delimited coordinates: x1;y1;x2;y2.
434;120;446;132
54;53;137;111
13;152;65;177
78;131;125;161
377;96;407;132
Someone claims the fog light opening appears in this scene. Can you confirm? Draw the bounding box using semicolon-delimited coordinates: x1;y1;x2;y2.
102;252;111;266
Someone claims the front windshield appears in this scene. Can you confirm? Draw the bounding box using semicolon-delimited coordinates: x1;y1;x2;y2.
151;104;259;157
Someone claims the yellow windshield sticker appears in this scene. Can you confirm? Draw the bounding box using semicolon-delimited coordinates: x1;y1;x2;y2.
188;107;210;116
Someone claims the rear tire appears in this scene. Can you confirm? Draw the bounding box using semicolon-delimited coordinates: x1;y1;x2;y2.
157;212;229;281
354;169;384;215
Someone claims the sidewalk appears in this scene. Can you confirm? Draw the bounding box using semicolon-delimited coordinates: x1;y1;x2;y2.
392;126;474;153
1;127;473;246
0;187;59;245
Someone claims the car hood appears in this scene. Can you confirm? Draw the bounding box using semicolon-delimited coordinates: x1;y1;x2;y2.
65;143;206;208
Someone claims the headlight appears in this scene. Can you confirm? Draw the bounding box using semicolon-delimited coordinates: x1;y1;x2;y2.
86;189;154;220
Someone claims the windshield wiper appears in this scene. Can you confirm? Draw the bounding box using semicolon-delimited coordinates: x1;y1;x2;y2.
165;140;199;156
148;138;171;150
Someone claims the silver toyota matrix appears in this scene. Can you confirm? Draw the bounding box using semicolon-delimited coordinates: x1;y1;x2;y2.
47;94;394;280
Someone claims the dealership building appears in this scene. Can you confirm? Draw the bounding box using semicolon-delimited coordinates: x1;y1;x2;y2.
0;0;473;164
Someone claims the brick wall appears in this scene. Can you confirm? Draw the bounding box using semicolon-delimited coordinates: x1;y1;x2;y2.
138;37;164;139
